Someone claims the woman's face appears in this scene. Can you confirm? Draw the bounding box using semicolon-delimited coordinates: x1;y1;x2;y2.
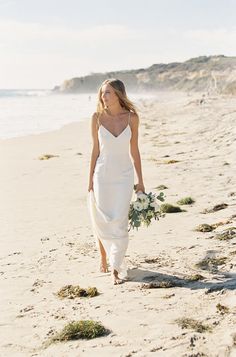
101;83;119;108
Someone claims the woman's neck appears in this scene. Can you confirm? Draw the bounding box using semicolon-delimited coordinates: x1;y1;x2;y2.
105;104;124;116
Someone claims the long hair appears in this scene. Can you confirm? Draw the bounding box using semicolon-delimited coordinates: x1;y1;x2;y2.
96;78;138;115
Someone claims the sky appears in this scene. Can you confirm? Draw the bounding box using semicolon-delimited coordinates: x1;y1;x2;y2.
0;0;235;89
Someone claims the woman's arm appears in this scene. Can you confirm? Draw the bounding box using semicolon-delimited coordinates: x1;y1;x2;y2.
130;113;145;193
88;113;100;192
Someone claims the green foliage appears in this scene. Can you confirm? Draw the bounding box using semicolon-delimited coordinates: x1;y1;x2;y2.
128;191;165;231
157;192;165;201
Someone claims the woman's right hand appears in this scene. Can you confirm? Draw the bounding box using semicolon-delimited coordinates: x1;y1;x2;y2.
134;182;145;194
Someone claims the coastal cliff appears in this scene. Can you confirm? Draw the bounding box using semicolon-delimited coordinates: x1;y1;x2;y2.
53;55;236;95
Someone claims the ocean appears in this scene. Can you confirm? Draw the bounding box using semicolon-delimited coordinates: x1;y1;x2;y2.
0;89;156;140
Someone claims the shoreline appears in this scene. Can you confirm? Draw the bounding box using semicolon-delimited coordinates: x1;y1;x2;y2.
0;119;89;143
0;90;202;142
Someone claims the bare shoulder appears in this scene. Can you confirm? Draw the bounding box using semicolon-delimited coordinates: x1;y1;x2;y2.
130;112;139;127
91;112;99;126
92;111;98;121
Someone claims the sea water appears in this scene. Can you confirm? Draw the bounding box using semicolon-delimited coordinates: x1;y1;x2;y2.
0;90;97;139
0;89;157;140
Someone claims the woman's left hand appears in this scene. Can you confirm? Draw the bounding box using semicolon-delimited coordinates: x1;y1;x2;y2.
135;182;145;194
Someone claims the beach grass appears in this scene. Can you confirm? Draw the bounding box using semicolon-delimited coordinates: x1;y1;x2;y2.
177;197;195;205
160;203;183;213
49;320;109;342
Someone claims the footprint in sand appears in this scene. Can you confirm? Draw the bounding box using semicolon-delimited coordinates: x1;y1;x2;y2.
30;279;51;293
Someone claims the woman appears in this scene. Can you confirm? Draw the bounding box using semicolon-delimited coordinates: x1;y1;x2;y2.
87;78;145;285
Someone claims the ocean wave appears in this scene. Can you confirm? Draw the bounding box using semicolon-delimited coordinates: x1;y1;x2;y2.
0;89;52;98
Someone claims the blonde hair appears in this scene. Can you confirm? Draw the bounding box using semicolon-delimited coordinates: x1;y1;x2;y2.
96;78;138;115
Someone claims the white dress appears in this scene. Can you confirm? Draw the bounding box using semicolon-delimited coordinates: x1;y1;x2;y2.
87;112;134;279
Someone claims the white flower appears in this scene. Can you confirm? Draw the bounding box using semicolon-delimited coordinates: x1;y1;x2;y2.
137;192;148;200
142;201;149;209
150;202;160;212
133;201;143;211
137;193;150;205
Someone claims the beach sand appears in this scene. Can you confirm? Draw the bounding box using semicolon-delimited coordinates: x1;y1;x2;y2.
0;92;236;357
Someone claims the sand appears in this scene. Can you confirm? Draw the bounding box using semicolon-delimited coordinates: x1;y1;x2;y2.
0;91;236;357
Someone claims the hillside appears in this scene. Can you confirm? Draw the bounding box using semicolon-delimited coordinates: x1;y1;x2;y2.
53;55;236;95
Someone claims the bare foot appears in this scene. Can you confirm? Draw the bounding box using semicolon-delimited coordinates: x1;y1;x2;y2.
112;269;124;285
100;258;108;273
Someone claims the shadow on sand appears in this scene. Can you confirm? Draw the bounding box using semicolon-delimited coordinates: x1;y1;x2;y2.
127;268;236;292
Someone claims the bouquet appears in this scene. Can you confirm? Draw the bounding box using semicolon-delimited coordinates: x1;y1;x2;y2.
128;188;165;231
